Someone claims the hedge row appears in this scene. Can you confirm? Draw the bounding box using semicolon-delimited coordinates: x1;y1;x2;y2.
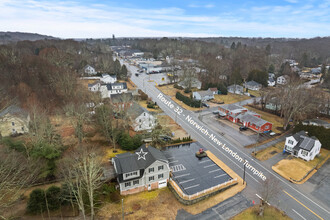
176;92;201;108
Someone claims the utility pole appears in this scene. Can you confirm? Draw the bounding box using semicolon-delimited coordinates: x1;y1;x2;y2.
243;159;246;185
122;199;124;220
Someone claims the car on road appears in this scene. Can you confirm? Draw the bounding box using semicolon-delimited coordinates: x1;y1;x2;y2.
202;103;210;108
239;126;248;131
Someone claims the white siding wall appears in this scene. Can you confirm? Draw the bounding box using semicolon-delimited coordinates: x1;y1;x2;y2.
134;112;156;131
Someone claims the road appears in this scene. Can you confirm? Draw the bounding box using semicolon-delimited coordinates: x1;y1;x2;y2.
122;58;330;220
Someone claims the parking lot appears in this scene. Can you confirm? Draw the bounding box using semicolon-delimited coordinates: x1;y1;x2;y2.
163;142;232;195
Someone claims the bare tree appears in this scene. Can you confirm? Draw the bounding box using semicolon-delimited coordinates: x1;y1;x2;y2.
60;145;104;220
258;176;281;216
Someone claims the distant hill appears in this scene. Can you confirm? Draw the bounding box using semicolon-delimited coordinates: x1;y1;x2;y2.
0;31;57;44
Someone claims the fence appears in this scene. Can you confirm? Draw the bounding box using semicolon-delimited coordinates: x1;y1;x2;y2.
169;177;238;201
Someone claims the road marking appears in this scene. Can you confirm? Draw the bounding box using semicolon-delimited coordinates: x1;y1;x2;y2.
212;208;225;220
209;169;220;173
283;190;324;220
185;184;200;190
167;157;175;159
175;173;190;178
171;164;186;173
132;64;330;215
214;174;227;179
169;160;179;164
199;160;211;164
255;194;270;205
204;164;217;168
292;209;307;220
180;178;195;184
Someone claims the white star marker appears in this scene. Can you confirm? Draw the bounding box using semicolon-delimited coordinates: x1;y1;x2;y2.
136;148;148;160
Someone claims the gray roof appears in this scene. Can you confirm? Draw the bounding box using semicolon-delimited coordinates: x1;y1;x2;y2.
220;104;247;112
105;82;127;90
268;78;275;83
292;131;318;152
195;90;214;98
110;92;133;104
236;112;270;127
0;105;29;118
302;119;330;129
127;102;148;119
113;145;168;175
245;80;261;87
228;84;243;90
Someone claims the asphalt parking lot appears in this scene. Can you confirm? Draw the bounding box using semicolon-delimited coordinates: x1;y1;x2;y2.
163;142;232;195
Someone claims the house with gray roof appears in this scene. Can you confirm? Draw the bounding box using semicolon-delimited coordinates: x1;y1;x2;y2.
243;80;262;91
100;74;117;84
0;105;30;137
302;119;330;129
100;82;128;98
227;84;243;94
192;90;214;101
127;103;156;131
284;131;321;161
112;145;170;195
84;65;97;75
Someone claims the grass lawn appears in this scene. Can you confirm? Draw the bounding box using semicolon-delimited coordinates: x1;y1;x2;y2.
272;149;330;182
254;141;285;161
106;148;129;159
214;93;250;104
248;90;261;97
138;100;163;113
231;205;291;220
244;106;284;133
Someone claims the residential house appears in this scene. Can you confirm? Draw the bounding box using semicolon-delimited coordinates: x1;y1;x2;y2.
236;112;272;133
302;119;330;129
110;92;134;112
218;104;248;123
84;65;97;75
100;74;117;84
127;103;156;131
112;145;170;195
277;75;290;85
178;78;202;90
100;82;128;98
267;77;276;87
0;105;30;137
311;67;321;75
193;90;214;101
265;97;281;111
227;84;244;94
268;73;275;79
208;88;218;95
88;81;101;92
244;80;262;91
284;131;321;161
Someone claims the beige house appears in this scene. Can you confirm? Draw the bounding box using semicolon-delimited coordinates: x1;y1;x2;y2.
0;105;30;137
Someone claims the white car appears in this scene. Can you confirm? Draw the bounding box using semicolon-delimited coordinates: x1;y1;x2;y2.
269;132;276;136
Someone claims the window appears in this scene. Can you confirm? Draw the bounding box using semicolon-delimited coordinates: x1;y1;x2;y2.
139;119;142;122
288;140;294;145
21;127;24;131
301;150;308;157
158;165;164;171
149;176;154;181
265;126;269;129
133;180;139;185
125;171;138;178
125;182;131;187
158;174;164;179
144;113;146;116
149;167;154;173
12;122;15;126
285;145;292;151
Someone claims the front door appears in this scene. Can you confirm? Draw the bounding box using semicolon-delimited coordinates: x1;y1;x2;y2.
293;150;298;156
148;184;151;191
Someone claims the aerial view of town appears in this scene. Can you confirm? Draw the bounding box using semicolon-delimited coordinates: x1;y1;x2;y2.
0;0;329;220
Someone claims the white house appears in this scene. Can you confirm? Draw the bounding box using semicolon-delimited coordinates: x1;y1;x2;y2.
284;131;321;161
267;77;276;87
277;75;290;85
227;84;243;94
84;65;97;75
244;80;262;91
193;90;214;101
112;145;170;195
127;103;156;131
88;81;101;92
208;88;218;95
178;78;202;90
0;105;30;137
100;82;128;98
100;74;117;84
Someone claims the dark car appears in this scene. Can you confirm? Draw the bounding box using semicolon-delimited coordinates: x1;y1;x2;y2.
160;135;172;142
135;73;139;77
239;126;248;131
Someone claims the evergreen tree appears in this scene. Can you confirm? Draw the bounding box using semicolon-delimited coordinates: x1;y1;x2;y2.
27;189;46;214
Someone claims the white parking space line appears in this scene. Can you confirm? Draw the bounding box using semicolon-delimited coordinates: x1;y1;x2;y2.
209;169;220;173
214;174;227;178
292;209;307;220
185;184;200;190
169;160;178;164
256;194;270;205
180;178;195;184
175;173;190;178
167;157;175;160
171;164;186;173
199;160;211;164
204;164;217;168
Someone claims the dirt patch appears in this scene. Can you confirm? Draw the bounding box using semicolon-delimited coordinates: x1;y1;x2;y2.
157;115;188;139
272;149;330;183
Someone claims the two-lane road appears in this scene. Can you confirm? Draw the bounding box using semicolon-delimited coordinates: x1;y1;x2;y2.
122;58;329;220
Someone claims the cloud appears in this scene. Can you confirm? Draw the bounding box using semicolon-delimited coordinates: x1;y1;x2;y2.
188;3;215;8
285;0;298;3
0;0;329;38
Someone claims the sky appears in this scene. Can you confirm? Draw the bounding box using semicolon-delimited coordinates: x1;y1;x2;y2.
0;0;329;38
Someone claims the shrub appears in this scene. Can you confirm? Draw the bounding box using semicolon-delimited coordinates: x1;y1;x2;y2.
46;186;61;211
294;123;330;150
138;89;148;100
176;92;201;108
174;84;184;90
184;88;191;93
118;133;142;151
27;189;46;214
1;137;25;152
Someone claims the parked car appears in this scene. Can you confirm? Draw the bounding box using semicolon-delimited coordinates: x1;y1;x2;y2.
135;73;139;77
269;131;276;136
213;110;220;114
202;103;210;108
160;135;172;142
239;126;248;131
